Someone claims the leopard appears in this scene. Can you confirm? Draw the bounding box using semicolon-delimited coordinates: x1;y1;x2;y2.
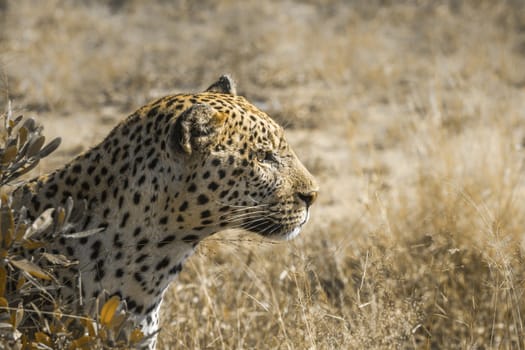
11;75;318;349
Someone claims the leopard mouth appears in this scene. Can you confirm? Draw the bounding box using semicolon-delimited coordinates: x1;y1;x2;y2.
282;208;310;240
240;208;310;240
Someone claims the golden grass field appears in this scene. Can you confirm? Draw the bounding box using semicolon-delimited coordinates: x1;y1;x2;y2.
2;0;525;348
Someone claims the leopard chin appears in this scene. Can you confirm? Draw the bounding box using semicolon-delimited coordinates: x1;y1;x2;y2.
282;209;311;241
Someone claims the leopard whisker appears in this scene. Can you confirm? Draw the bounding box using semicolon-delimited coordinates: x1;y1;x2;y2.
242;218;276;232
221;213;276;225
224;210;271;220
214;201;270;210
267;223;282;236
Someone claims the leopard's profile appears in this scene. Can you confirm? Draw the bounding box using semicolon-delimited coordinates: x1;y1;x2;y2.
12;75;318;348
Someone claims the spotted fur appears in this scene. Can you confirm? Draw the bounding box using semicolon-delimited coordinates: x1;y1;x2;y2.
12;75;318;349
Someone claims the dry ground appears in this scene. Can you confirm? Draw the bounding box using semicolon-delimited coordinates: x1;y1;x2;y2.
2;0;525;348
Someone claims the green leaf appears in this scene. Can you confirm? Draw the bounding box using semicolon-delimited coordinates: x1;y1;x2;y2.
26;135;45;158
9;258;51;281
24;208;54;240
38;137;61;158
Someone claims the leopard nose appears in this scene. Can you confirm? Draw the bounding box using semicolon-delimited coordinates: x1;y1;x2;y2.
297;190;318;207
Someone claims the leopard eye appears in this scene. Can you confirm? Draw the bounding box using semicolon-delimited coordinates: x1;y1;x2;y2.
256;150;277;164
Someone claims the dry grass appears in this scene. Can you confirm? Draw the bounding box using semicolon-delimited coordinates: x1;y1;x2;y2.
2;0;525;348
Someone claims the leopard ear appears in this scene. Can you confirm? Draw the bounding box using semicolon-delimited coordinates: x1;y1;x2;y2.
205;75;237;95
168;103;227;155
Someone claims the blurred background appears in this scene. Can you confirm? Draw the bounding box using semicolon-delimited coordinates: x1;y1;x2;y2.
2;1;525;348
